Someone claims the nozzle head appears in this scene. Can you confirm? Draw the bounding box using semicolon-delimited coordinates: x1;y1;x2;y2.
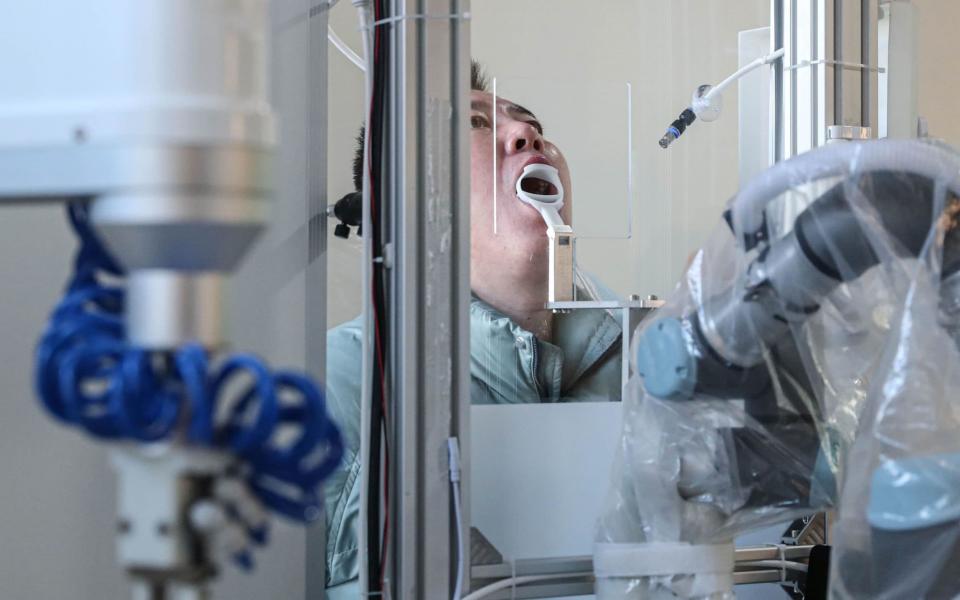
659;127;680;149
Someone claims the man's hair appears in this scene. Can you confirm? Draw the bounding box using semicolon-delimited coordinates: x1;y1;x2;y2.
471;60;489;93
351;60;489;191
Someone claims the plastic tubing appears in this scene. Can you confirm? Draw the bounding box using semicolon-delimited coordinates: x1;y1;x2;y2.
731;139;960;248
328;26;366;71
37;203;344;524
704;48;784;101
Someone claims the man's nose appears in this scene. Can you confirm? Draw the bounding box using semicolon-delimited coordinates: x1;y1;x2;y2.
504;122;544;155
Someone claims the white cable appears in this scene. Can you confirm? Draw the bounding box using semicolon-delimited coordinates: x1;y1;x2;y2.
363;12;470;29
738;560;809;573
448;438;464;600
461;573;594;600
328;26;366;71
705;48;784;100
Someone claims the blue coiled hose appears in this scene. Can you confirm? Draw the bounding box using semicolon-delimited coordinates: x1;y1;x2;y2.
35;202;344;523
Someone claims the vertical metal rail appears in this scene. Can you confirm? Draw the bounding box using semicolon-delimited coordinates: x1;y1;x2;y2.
793;0;801;157
304;1;330;598
821;0;837;147
810;0;819;148
861;0;879;131
771;0;785;163
774;0;878;160
384;0;470;597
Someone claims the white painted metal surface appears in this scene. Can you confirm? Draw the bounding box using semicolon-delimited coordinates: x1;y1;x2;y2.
878;1;919;139
0;0;274;149
471;402;791;600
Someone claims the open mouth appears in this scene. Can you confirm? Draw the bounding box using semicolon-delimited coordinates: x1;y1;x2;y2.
519;176;559;196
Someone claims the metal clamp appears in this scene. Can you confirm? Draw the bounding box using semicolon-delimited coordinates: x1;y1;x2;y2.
826;125;872;142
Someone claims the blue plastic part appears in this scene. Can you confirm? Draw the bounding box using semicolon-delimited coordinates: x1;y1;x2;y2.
232;550;254;572
248;524;270;546
35;202;344;529
635;317;697;400
808;434;844;508
868;452;960;531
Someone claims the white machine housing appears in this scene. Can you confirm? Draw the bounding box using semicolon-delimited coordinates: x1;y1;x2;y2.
0;2;277;596
0;0;275;349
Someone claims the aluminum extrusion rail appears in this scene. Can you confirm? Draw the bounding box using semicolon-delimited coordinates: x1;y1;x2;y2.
470;545;815;599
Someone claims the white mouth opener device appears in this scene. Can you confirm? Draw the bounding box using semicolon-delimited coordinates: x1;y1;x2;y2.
516;163;575;304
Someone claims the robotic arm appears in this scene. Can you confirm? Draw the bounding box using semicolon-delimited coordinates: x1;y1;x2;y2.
596;139;960;599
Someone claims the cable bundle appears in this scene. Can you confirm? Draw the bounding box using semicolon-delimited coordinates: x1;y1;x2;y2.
362;0;393;590
36;202;343;523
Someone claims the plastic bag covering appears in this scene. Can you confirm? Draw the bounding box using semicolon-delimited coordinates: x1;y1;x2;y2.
594;139;960;599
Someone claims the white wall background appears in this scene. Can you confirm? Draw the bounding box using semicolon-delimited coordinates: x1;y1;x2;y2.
467;0;960;301
0;1;958;599
914;0;960;145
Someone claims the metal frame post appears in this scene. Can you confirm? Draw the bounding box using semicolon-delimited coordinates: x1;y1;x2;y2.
303;0;330;597
384;0;470;597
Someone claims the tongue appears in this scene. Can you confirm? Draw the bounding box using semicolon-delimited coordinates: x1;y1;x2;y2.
521;177;554;195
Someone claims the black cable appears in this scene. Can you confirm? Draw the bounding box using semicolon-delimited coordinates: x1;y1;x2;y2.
364;0;388;591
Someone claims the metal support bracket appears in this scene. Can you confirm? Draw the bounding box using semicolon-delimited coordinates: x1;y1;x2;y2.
470;546;817;599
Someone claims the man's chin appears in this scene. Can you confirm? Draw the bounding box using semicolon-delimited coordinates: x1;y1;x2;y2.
509;229;551;260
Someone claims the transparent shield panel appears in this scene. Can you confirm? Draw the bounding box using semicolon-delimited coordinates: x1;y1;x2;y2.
470;0;776;589
325;0;366;332
475;0;768;303
218;1;317;597
221;0;365;596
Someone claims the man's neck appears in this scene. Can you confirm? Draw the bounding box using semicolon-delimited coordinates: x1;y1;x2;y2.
473;264;555;342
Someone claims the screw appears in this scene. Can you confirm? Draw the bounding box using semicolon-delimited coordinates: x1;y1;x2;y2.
629;294;641;301
117;519;131;534
157;522;171;537
647;294;659;301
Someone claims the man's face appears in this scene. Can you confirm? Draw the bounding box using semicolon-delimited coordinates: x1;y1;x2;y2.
469;90;573;265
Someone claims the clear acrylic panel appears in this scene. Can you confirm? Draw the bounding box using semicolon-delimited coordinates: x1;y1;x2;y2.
469;1;778;593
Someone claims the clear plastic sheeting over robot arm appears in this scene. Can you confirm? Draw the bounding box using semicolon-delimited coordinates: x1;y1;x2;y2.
594;138;960;599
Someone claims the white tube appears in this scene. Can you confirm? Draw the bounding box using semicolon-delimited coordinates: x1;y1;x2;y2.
704;48;783;100
731;139;960;245
328;26;366;71
448;437;464;600
738;560;809;573
539;206;567;232
462;573;595;600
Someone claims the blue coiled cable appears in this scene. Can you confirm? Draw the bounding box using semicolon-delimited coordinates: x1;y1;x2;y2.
35;202;344;523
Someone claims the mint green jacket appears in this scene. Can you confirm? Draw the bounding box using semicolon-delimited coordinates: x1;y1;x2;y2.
322;294;622;596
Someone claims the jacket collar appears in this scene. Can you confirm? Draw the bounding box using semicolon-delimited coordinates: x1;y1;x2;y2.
469;292;620;399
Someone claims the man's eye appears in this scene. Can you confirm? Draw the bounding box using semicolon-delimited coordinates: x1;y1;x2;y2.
471;115;490;129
